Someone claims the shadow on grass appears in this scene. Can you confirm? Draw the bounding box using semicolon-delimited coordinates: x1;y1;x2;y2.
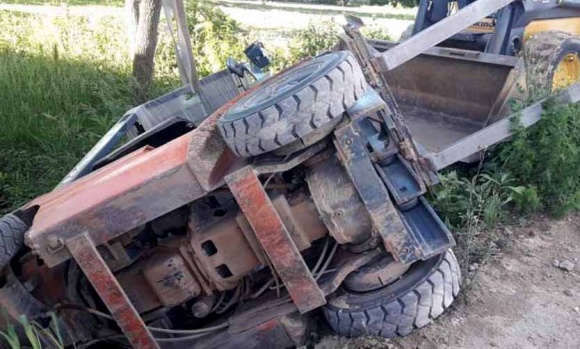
0;49;136;213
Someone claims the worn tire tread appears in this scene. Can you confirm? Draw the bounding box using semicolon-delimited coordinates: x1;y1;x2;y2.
323;250;461;339
0;214;27;269
218;52;368;157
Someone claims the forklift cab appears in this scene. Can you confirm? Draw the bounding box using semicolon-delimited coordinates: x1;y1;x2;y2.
411;0;580;56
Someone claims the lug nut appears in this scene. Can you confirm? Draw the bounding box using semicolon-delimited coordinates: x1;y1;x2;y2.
191;294;215;318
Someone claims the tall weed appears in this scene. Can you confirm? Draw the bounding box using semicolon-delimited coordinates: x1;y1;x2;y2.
497;102;580;217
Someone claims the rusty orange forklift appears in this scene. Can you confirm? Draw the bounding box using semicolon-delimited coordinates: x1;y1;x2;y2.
2;0;580;348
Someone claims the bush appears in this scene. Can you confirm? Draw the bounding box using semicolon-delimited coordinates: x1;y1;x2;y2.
269;20;392;71
0;13;135;213
497;102;580;218
431;170;533;229
184;0;246;77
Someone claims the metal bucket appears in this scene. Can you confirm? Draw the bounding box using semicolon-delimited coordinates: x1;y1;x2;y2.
371;40;522;153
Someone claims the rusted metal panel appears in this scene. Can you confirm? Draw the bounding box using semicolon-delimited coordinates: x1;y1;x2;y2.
192;303;310;349
343;254;410;292
341;21;436;186
189;210;261;291
66;233;159;349
225;166;326;314
334;124;423;264
25;133;209;268
117;262;164;314
318;249;381;295
306;157;373;246
271;192;328;251
143;250;201;307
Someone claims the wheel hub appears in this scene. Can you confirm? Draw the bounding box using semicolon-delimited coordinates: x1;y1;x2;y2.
344;255;411;292
553;52;580;91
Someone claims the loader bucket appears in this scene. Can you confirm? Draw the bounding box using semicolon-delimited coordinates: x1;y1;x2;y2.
371;41;523;154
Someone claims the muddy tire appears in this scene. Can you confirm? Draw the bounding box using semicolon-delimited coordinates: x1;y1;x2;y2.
323;250;461;338
218;51;368;157
0;214;28;269
524;31;580;98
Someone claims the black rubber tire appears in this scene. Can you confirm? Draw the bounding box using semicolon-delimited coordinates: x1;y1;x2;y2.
323;249;461;338
524;31;580;98
218;51;368;157
0;214;27;269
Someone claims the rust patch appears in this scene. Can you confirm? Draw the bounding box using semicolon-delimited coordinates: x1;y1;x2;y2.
66;233;159;349
225;166;326;314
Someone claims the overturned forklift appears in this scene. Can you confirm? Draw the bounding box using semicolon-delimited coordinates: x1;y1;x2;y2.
2;0;580;347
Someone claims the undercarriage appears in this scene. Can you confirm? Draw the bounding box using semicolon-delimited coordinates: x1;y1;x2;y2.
5;0;580;346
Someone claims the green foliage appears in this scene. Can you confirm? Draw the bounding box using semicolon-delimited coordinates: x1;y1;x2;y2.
0;12;139;213
0;312;20;349
370;0;416;7
20;316;42;349
267;21;340;72
269;21;392;71
431;171;531;229
432;100;580;231
290;22;339;59
497;102;580;218
184;0;246;77
0;312;65;349
361;25;394;41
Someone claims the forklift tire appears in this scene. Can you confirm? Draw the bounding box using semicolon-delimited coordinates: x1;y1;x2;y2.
218;51;368;157
524;31;580;98
323;249;461;338
0;214;28;270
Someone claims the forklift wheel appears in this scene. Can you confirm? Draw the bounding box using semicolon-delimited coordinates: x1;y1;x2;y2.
218;51;368;157
524;31;580;97
323;249;461;338
0;214;28;270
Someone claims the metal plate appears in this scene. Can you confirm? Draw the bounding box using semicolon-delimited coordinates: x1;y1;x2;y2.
225;167;326;314
66;233;159;349
334;124;422;264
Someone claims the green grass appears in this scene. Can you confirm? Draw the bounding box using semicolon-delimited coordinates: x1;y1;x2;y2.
0;2;350;213
0;11;145;213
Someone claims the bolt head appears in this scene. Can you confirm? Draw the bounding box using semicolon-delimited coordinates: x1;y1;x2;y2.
47;235;62;251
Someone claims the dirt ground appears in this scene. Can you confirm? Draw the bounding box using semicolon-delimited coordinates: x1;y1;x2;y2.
318;214;580;349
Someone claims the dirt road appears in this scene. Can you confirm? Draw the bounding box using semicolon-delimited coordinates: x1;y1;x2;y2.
319;214;580;349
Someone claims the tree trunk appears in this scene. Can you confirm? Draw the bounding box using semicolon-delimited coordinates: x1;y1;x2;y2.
125;0;140;56
131;0;161;102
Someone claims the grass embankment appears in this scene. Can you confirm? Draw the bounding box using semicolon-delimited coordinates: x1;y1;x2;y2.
0;12;140;213
0;2;357;213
